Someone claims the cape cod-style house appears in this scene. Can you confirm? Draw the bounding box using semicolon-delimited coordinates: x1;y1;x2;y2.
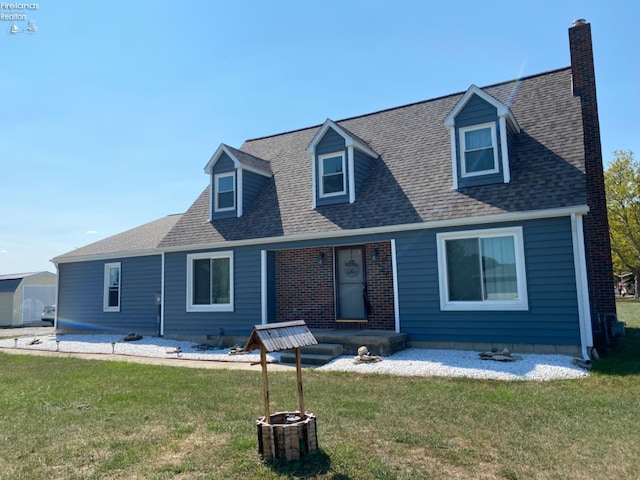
53;21;614;360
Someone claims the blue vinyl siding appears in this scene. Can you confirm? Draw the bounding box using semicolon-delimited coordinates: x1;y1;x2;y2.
316;128;346;155
243;170;268;211
211;154;235;175
211;153;236;220
163;247;263;337
455;95;503;188
57;256;162;334
396;216;580;346
56;215;582;348
316;128;348;206
267;250;276;322
354;149;373;195
455;95;497;127
507;123;516;158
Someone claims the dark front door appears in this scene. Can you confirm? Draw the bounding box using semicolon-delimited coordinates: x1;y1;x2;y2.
335;247;367;321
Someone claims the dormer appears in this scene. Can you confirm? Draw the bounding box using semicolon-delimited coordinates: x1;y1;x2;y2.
204;144;272;220
306;119;378;208
444;85;520;189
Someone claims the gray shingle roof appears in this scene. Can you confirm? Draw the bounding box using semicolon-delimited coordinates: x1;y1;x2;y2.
160;67;585;249
55;214;183;261
223;144;272;176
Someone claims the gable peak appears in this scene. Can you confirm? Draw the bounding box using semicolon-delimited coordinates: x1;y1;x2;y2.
444;85;520;132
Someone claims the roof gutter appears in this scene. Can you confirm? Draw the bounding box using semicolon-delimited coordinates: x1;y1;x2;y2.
52;248;164;265
161;204;591;254
53;205;590;264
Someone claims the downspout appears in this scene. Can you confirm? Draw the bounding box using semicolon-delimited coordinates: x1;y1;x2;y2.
261;249;267;325
160;252;165;337
571;213;593;360
53;261;59;330
391;239;400;333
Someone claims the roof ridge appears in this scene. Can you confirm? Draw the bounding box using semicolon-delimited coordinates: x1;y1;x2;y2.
243;66;571;144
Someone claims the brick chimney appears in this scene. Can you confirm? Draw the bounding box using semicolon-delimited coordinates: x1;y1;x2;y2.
568;20;616;319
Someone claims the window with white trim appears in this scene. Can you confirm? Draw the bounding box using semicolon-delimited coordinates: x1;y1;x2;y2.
436;227;528;311
103;262;121;312
319;152;346;197
460;123;499;177
214;172;235;212
186;251;234;312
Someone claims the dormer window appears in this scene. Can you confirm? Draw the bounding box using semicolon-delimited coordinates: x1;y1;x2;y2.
204;144;272;220
214;172;235;212
444;85;520;189
460;123;499;177
319;152;346;197
306;119;379;208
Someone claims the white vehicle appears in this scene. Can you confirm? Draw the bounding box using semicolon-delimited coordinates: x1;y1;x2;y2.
41;305;55;325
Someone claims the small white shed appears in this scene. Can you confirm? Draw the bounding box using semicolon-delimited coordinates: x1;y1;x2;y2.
0;272;57;327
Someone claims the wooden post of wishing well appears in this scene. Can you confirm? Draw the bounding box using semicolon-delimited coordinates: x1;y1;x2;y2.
261;344;270;421
295;347;305;420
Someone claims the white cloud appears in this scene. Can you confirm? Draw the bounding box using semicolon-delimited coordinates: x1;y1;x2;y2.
86;230;98;235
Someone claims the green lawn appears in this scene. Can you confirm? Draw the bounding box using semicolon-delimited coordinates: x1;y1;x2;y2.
1;300;639;480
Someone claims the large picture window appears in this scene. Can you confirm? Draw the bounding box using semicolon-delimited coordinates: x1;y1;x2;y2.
186;251;233;312
103;262;121;312
214;172;235;212
319;152;346;197
436;227;528;311
460;123;499;177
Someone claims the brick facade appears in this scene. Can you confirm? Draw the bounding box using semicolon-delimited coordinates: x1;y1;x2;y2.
569;21;616;318
363;242;396;330
275;242;395;330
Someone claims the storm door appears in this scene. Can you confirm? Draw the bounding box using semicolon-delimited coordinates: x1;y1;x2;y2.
335;247;367;321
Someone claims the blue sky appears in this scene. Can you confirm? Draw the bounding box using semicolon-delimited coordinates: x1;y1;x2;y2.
2;0;638;274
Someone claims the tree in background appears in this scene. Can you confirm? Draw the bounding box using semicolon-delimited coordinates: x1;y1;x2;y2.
604;150;639;298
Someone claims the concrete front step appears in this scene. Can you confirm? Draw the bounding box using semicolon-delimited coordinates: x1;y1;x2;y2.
311;330;408;356
301;343;343;356
279;343;344;366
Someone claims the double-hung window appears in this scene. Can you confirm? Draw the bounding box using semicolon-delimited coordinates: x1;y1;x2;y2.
186;251;233;312
460;123;499;177
103;262;121;312
437;227;528;311
214;172;235;212
319;152;346;197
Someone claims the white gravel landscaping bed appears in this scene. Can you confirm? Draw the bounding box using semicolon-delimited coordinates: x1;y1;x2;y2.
0;333;279;364
0;333;589;380
317;348;589;381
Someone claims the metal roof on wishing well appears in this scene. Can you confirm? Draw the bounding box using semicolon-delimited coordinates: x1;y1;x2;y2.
244;320;318;352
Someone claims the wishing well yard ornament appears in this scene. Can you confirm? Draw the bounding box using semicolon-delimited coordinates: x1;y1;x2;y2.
244;320;319;461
